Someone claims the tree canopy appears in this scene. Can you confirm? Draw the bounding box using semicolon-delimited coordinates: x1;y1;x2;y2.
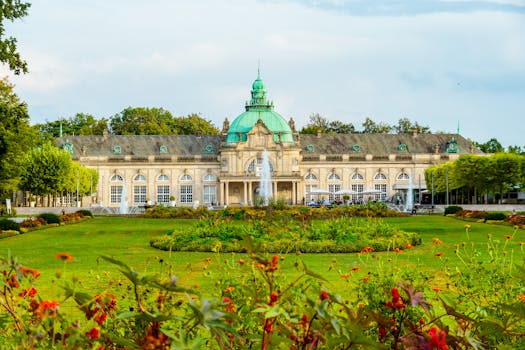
35;113;109;140
0;0;30;74
0;77;37;196
300;113;355;134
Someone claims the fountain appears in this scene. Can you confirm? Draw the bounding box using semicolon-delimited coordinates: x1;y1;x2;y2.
119;183;129;214
405;180;414;213
259;149;272;206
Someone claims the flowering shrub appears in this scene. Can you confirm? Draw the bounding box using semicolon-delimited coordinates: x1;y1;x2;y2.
150;217;421;253
506;214;525;227
1;224;525;348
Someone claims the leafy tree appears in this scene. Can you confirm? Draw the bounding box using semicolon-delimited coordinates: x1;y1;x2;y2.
485;153;522;198
110;107;173;135
361;117;393;134
0;77;38;197
35;113;108;140
19;142;72;199
507;145;524;155
394;117;430;134
0;0;30;74
169;113;219;135
63;162;98;198
300;113;355;134
476;138;504;153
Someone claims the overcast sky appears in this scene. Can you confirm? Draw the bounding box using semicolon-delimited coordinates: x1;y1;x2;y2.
2;0;524;147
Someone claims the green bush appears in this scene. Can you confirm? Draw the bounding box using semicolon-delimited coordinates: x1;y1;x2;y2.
484;212;507;221
0;219;20;231
38;213;60;224
0;230;19;239
444;205;463;215
75;209;93;217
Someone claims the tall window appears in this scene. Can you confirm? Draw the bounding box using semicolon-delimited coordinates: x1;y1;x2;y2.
397;173;410;180
328;173;341;202
374;172;387;201
203;174;217;205
134;186;146;204
179;174;193;203
157;185;170;204
305;184;318;203
110;186;122;204
110;174;124;204
374;184;387;201
351;184;364;202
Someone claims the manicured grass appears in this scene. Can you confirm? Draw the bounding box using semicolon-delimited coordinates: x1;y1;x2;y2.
1;216;523;298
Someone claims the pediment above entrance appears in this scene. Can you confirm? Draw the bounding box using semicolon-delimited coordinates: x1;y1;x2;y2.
244;119;276;149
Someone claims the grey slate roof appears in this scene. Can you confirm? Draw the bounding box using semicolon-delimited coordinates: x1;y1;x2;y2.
56;133;481;158
56;135;221;158
299;133;481;156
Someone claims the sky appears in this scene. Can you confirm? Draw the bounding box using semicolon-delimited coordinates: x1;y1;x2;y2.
2;0;525;147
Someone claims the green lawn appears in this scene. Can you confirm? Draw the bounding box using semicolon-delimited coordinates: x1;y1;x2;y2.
1;215;523;298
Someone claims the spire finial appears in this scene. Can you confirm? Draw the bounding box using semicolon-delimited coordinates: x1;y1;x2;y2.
457;120;460;134
257;60;261;78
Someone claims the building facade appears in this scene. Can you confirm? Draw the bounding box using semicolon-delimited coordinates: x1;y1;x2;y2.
57;74;482;209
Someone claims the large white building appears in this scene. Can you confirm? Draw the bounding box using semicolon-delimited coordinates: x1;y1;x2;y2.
58;74;482;209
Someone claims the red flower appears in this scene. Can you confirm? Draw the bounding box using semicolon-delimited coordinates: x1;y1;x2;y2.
55;253;74;261
405;243;415;249
320;290;330;301
428;327;448;350
86;327;100;340
269;291;279;305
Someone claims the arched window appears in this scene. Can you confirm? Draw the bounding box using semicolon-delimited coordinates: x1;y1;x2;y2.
179;174;193;203
305;173;317;181
157;174;169;181
134;174;146;182
397;173;410;180
203;174;217;204
328;173;342;202
204;174;217;182
351;173;364;181
374;173;387;201
110;175;124;182
180;174;192;181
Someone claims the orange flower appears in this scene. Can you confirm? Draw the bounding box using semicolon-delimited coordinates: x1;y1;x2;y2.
237;259;245;265
19;266;41;279
518;242;524;246
405;244;415;249
434;252;445;257
223;286;235;293
55;253;73;261
340;273;350;280
351;266;361;272
204;257;213;262
393;248;403;253
432;287;442;292
432;238;443;245
34;300;60;318
517;294;525;303
362;277;370;282
7;274;20;288
361;246;374;253
504;235;513;240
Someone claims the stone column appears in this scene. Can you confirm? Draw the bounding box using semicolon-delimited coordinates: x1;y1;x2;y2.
243;181;248;206
248;181;253;206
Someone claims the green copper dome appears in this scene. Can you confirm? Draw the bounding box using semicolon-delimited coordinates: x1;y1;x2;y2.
227;72;294;143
